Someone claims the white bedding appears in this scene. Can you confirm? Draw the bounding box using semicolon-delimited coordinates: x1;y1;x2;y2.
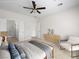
30;40;53;59
16;41;46;59
0;40;53;59
0;49;10;59
60;42;79;51
60;36;79;51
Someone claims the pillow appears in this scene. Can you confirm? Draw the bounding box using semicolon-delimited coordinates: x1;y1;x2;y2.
68;36;79;44
1;36;8;47
0;36;2;46
8;43;21;59
15;45;28;59
60;35;68;41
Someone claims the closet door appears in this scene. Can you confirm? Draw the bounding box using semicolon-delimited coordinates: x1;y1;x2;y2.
7;20;16;37
18;21;24;41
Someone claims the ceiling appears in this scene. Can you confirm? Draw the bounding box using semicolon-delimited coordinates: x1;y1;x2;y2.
0;0;79;18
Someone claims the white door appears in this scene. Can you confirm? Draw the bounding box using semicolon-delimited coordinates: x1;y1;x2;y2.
7;20;16;37
18;21;24;41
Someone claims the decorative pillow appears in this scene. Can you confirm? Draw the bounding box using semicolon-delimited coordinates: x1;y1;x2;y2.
60;35;68;41
15;44;28;59
68;36;79;44
8;43;21;59
0;36;2;46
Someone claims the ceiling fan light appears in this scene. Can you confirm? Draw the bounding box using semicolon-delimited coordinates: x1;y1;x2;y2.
23;1;46;14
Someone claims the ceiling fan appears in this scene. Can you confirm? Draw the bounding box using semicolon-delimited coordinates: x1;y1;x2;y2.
23;1;46;14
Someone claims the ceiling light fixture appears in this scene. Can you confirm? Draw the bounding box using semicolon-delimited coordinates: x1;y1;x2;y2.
58;2;63;6
55;0;63;6
23;1;46;14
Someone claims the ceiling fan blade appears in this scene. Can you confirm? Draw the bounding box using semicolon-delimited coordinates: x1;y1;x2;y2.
32;1;36;9
23;7;33;9
37;7;46;10
30;10;33;13
37;10;41;14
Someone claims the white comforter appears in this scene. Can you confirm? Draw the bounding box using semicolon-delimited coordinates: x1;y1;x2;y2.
29;40;53;59
0;49;10;59
16;41;46;59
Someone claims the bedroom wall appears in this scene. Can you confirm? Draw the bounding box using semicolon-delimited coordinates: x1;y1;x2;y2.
0;18;7;31
40;6;79;38
0;9;37;41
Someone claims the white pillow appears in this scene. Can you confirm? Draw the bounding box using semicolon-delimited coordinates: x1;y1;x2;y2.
60;35;68;40
68;36;79;44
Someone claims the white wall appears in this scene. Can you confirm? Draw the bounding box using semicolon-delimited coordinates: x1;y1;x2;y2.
0;18;7;31
40;6;79;37
0;9;37;41
36;19;41;38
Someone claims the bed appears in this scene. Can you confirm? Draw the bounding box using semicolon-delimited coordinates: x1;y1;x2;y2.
60;36;79;58
0;39;54;59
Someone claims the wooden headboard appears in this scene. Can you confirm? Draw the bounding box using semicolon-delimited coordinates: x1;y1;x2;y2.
44;34;60;43
0;31;8;36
